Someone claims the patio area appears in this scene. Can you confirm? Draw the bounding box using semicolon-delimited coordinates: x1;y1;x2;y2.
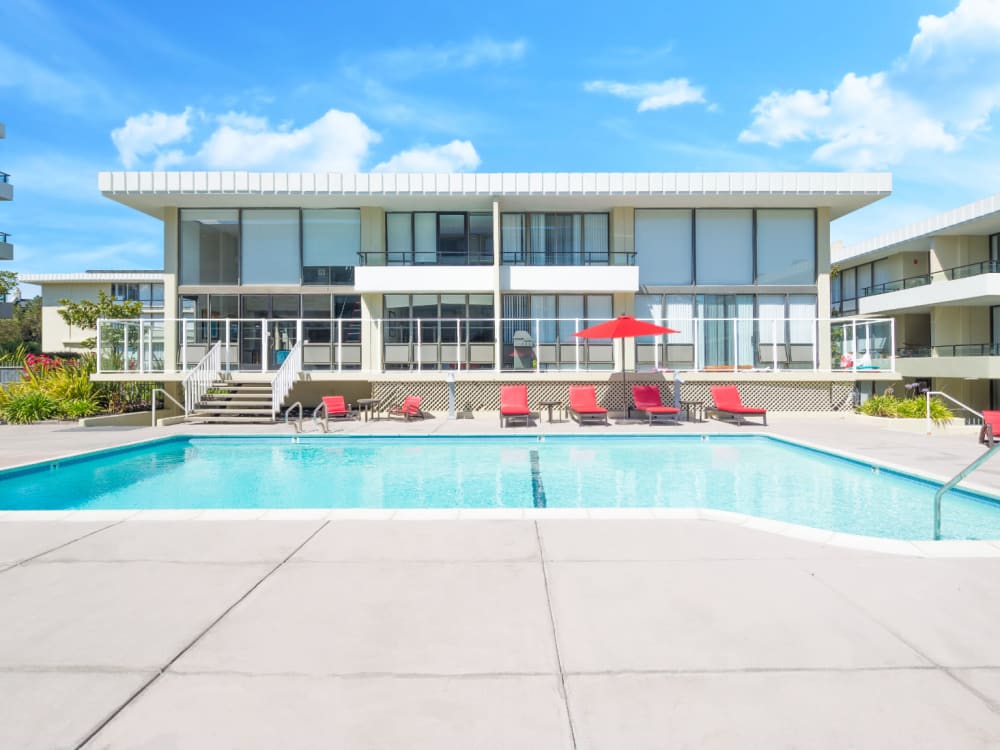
2;414;1000;748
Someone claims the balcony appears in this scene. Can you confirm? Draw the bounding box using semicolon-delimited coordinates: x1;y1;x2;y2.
0;232;10;261
855;265;1000;316
95;315;892;376
892;342;1000;379
0;172;11;201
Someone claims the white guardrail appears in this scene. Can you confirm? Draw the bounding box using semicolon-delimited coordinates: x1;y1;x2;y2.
182;342;221;414
271;341;302;417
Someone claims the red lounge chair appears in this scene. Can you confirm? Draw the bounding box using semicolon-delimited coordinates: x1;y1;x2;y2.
980;410;1000;446
319;395;355;420
388;395;424;422
568;385;609;425
631;384;681;425
500;385;532;427
709;385;767;426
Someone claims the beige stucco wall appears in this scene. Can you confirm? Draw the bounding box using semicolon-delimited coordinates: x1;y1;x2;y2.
815;207;832;369
930;235;989;273
932;305;990;349
39;282;112;353
163;208;179;370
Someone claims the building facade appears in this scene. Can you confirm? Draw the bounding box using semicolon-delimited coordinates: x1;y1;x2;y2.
20;271;165;354
0;121;11;263
833;192;1000;411
94;171;893;414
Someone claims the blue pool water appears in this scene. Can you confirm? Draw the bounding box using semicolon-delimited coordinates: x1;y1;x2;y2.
1;435;998;541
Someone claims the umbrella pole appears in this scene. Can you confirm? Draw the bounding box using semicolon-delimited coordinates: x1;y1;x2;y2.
621;337;627;420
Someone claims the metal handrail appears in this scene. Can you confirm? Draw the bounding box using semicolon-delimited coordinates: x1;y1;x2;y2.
182;342;221;414
284;401;303;432
313;401;329;433
934;441;1000;539
925;390;980;435
0;232;10;242
270;340;302;417
151;388;186;427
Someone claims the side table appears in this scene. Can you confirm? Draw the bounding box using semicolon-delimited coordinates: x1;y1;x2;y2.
679;400;704;422
538;400;563;423
356;398;380;422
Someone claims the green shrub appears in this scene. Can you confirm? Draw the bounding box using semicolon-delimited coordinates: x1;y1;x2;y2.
857;394;953;425
1;390;59;424
59;397;102;419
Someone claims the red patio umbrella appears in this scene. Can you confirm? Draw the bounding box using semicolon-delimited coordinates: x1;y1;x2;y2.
573;315;679;415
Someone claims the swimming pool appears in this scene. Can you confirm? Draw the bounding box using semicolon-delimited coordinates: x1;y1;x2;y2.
1;435;997;541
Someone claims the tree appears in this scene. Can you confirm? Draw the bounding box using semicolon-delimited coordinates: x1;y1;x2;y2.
58;291;144;352
0;295;41;355
0;270;16;300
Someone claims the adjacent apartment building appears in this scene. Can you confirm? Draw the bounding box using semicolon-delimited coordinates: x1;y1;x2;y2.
91;170;893;416
833;192;1000;412
0;121;11;263
20;271;165;353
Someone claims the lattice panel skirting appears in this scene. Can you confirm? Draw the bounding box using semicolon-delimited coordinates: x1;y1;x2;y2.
372;381;857;413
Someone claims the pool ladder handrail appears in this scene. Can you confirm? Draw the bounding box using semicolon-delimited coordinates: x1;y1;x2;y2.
313;401;329;433
285;402;304;433
934;441;1000;539
151;388;187;427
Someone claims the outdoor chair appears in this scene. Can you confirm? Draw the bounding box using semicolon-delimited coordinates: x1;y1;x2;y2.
708;385;768;426
568;385;609;425
318;395;355;420
388;395;424;422
631;384;681;425
500;385;533;427
980;410;1000;446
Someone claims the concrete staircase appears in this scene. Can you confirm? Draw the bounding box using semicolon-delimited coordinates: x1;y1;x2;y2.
188;380;276;424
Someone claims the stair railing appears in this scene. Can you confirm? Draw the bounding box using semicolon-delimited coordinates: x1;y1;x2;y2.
151;388;187;427
934;441;1000;539
183;342;222;414
271;341;303;418
925;390;981;435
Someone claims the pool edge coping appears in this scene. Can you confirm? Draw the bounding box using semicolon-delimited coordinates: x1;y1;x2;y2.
2;431;998;558
1;506;998;559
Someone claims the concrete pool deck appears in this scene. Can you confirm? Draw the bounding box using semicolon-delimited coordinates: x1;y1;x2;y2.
2;413;1000;747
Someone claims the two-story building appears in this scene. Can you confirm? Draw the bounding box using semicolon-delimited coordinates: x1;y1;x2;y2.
833;192;1000;411
93;170;893;420
20;271;166;354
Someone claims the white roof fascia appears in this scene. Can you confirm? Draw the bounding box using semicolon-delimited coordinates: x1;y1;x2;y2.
20;272;166;284
838;192;1000;264
98;171;892;220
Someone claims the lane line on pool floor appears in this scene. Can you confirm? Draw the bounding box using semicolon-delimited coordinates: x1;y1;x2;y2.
72;520;330;750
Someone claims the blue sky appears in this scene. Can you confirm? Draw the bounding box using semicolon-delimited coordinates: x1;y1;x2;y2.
3;0;999;288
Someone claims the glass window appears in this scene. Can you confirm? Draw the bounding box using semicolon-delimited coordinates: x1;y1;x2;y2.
414;213;436;264
468;293;494;343
842;267;857;300
303;209;359;283
757;295;786;344
756;209;815;284
695;210;753;285
501;214;526;263
857;264;873;297
241;295;269;318
559;294;584;341
241;209;299;284
438;215;467;264
635;209;693;284
386;213;412;265
151;284;164;306
179;209;239;285
789;294;817;344
271;295;300;318
468;214;493;265
583;214;609;264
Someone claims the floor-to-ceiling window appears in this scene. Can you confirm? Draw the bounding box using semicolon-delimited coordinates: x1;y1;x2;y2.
501;213;610;265
383;212;492;265
500;293;613;370
382;294;495;370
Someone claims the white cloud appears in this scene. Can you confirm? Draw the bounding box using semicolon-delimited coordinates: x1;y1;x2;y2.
372;38;526;77
740;0;1000;169
740;73;957;169
194;109;379;172
583;78;706;112
910;0;1000;59
373;140;481;172
111;108;194;168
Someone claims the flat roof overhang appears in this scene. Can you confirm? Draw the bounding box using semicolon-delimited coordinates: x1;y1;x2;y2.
98;171;891;220
837;192;1000;265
